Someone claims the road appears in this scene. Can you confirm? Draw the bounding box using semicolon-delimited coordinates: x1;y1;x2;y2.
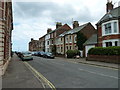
27;56;118;88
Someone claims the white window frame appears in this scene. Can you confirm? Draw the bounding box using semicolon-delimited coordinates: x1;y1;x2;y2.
102;20;119;36
102;39;120;47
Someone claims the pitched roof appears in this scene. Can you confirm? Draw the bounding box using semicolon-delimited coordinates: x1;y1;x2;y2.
83;34;97;45
97;6;120;25
49;24;70;34
59;22;89;37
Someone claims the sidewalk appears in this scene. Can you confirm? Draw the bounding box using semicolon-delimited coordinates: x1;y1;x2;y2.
56;57;119;69
2;54;44;88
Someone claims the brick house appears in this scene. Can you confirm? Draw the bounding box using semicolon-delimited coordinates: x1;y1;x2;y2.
29;38;40;51
96;1;120;47
39;35;45;51
45;22;71;52
0;0;13;75
84;1;120;57
56;21;96;57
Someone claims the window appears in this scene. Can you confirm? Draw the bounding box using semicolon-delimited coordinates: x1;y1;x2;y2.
61;47;63;52
47;41;49;45
70;35;72;42
105;42;112;47
114;22;117;33
104;23;111;34
66;46;68;50
115;41;118;46
74;36;77;43
66;36;68;43
70;46;72;50
61;38;62;43
51;40;53;44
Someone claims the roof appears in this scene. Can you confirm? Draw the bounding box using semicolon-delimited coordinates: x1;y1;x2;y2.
59;22;89;37
49;24;70;34
83;34;97;45
97;6;120;25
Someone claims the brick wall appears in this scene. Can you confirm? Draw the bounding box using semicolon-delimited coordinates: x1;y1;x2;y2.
80;23;96;39
87;55;120;63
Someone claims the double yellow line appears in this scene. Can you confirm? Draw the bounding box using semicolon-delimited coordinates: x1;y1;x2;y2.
24;62;56;90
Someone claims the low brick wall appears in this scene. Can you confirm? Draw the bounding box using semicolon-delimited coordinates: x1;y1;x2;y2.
86;55;120;64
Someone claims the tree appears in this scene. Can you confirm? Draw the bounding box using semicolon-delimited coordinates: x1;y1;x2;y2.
76;32;87;50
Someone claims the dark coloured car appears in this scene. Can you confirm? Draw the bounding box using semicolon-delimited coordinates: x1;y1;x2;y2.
34;52;39;56
43;52;55;59
38;51;45;57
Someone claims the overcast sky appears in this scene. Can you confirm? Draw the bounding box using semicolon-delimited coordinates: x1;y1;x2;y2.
12;0;119;51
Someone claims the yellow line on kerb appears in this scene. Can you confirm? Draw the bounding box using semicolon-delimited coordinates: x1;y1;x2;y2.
24;62;56;90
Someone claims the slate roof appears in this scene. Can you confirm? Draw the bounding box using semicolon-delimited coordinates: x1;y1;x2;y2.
59;22;89;37
83;34;97;45
97;6;120;25
48;24;69;34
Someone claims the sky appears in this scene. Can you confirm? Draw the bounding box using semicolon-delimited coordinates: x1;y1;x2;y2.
12;0;119;51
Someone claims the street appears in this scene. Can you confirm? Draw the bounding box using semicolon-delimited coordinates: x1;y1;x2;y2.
26;56;118;88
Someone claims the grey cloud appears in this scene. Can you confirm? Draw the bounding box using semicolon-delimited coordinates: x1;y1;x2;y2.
13;2;96;26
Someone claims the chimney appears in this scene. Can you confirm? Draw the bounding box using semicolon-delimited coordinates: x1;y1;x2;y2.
56;22;62;29
106;0;113;13
47;28;52;34
73;21;79;29
31;38;34;41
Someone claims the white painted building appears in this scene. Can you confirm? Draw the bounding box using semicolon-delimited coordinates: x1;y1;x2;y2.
45;33;50;52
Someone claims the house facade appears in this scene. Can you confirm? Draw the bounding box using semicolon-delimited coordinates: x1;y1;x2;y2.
39;35;45;51
56;21;96;57
29;38;40;51
96;1;120;47
45;22;71;52
0;1;13;75
84;1;120;57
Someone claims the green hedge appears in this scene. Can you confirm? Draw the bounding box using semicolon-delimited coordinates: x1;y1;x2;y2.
66;50;80;58
88;46;120;55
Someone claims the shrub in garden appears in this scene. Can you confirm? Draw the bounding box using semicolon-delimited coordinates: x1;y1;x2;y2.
66;50;80;58
88;46;120;55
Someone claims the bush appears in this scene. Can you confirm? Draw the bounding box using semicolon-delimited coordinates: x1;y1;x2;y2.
66;50;80;58
88;46;120;55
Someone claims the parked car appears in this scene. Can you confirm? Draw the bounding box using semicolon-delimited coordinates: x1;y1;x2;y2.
43;52;55;59
21;52;33;61
34;52;39;56
38;51;45;57
17;52;23;58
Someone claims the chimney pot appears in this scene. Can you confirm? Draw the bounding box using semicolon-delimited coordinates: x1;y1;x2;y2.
106;0;113;13
31;38;33;41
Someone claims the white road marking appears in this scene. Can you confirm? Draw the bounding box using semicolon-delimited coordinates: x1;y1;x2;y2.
78;68;119;79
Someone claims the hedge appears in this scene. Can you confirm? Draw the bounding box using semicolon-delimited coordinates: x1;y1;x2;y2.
88;46;120;55
66;50;80;58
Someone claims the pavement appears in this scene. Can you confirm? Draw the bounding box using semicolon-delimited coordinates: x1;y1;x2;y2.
2;54;44;89
56;57;119;69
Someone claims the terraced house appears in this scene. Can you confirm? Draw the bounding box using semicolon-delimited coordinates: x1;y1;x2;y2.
0;0;13;75
29;38;40;51
45;22;71;52
39;35;45;51
56;21;96;57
